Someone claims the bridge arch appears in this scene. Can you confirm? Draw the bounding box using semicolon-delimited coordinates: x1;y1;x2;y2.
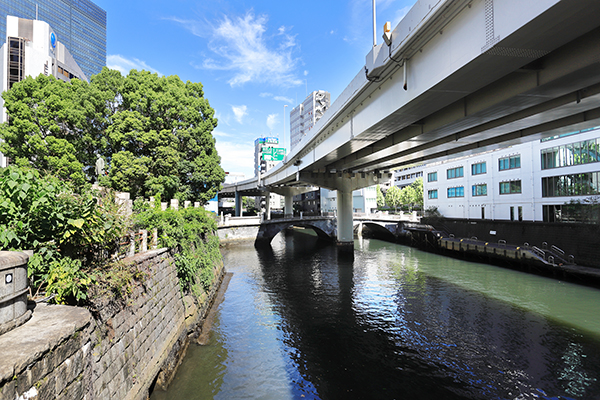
354;221;398;242
255;218;337;246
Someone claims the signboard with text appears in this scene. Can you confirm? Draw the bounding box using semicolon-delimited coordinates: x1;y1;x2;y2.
261;146;286;161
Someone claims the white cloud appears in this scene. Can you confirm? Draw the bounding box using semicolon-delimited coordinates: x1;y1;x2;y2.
232;105;248;124
212;130;232;138
273;96;293;103
260;92;273;98
215;139;255;178
107;55;162;76
171;12;302;87
304;70;309;76
266;114;279;131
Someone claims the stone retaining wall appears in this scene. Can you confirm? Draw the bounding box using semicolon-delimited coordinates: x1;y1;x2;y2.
0;247;224;400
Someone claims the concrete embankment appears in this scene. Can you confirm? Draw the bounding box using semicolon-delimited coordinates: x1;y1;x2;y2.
417;217;600;285
0;248;224;400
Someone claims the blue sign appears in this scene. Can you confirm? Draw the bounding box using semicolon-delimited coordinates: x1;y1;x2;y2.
254;137;279;146
50;32;56;48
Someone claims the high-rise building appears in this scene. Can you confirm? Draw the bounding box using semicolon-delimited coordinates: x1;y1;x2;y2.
0;15;87;167
290;90;330;151
0;0;106;79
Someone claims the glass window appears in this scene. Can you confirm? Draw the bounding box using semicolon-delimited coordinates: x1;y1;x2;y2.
499;155;521;171
500;180;522;194
471;162;486;175
472;184;487;196
447;187;464;198
447;167;464;179
427;172;437;182
542;172;600;197
428;190;438;199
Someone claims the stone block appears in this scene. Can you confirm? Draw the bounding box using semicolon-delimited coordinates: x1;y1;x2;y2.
15;368;31;394
0;380;15;400
36;374;56;400
54;360;69;394
64;350;84;387
60;374;84;400
28;357;49;389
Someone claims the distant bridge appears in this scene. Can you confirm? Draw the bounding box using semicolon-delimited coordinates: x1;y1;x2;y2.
217;214;426;246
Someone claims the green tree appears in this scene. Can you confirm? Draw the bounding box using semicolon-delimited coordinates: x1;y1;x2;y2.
385;185;402;212
0;75;88;187
410;178;424;208
243;196;256;212
376;184;385;208
102;69;224;202
0;68;225;202
400;185;416;211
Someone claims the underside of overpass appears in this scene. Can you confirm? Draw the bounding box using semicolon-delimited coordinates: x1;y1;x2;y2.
223;0;600;249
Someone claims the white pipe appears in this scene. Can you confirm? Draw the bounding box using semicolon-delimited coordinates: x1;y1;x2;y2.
373;0;377;47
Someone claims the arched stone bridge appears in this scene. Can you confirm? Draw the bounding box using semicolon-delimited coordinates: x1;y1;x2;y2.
254;215;426;246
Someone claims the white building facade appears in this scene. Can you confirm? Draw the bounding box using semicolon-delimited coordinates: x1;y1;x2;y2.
0;16;87;167
394;165;424;189
423;127;600;222
290;90;330;151
321;186;379;214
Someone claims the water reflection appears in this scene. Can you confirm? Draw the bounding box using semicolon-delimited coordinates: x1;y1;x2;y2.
153;230;600;399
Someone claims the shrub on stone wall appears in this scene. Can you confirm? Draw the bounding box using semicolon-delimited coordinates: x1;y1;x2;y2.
135;200;221;296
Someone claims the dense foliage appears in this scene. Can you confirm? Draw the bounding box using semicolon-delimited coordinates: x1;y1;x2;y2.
0;165;128;304
384;178;423;212
385;185;402;212
0;69;225;202
135;201;221;295
376;185;385;208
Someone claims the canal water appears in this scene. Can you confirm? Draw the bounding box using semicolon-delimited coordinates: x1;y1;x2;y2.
150;229;600;399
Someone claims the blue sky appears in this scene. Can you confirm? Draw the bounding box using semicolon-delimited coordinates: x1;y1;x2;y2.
94;0;415;181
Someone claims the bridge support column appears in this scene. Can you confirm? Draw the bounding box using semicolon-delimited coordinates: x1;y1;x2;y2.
284;195;293;218
336;189;354;250
265;191;271;221
235;191;242;217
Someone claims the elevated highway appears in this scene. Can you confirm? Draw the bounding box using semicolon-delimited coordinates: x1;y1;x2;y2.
222;0;600;247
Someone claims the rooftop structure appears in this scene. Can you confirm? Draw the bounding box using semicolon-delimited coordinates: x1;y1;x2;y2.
0;0;106;79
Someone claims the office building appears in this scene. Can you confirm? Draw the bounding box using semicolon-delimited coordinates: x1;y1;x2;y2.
290;90;330;151
0;15;87;166
394;165;424;190
0;0;106;79
423;126;600;223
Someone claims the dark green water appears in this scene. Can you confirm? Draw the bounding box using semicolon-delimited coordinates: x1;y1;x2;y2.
150;230;600;399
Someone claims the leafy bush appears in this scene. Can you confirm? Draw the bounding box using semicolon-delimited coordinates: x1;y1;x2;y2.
46;257;94;305
135;203;221;295
0;165;128;303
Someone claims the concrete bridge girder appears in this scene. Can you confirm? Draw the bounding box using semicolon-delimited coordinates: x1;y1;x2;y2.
297;171;392;192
